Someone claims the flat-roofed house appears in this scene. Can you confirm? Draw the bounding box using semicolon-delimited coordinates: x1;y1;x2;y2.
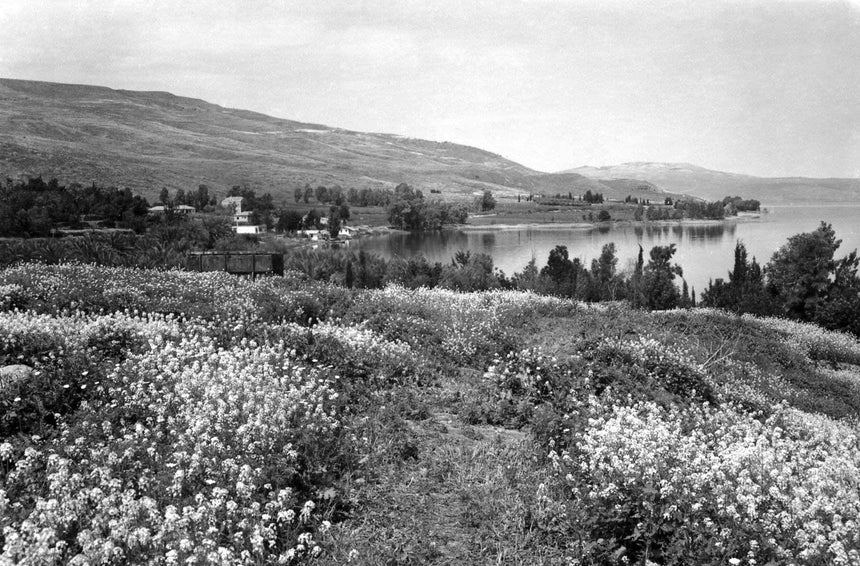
233;224;266;234
234;210;253;224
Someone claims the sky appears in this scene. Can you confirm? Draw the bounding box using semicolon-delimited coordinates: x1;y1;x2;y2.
1;0;859;178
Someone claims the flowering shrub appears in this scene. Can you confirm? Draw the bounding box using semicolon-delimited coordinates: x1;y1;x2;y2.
0;310;182;436
308;321;417;382
467;348;588;428
0;284;24;311
474;336;713;432
476;330;860;564
745;314;860;366
0;263;351;325
1;331;346;565
582;336;715;403
0;265;438;564
549;401;860;565
348;285;579;367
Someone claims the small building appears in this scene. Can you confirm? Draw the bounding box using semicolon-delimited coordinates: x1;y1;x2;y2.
339;225;358;239
234;210;254;224
300;229;328;241
221;196;244;212
233;224;266;235
148;205;195;216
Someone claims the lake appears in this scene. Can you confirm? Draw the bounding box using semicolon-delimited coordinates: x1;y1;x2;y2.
354;204;860;294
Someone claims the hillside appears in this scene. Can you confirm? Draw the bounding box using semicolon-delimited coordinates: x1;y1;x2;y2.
569;162;860;204
0;78;666;203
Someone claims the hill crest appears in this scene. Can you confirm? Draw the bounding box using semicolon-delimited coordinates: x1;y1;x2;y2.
2;78;629;202
5;78;854;204
567;162;860;203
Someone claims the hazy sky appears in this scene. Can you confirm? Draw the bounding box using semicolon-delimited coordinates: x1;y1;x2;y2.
2;0;859;177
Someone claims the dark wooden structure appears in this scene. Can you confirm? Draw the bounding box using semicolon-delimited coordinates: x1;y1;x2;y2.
185;251;284;279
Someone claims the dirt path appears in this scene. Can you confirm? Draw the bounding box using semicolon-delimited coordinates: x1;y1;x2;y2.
319;405;567;565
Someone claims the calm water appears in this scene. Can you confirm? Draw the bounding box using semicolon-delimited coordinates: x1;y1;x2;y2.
356;205;860;294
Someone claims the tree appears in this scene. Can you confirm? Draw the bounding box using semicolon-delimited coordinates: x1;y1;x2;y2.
294;187;303;203
766;222;841;320
702;241;774;315
276;210;303;233
590;243;622;300
641;244;683;310
439;251;500;291
338;203;351;223
315;186;329;204
511;256;540;291
196;185;210;210
629;245;645;308
345;260;355;289
303;209;321;229
540;245;580;297
597;210;611;222
814;250;860;335
159;187;170;206
328;210;342;239
477;190;496;212
680;279;691;308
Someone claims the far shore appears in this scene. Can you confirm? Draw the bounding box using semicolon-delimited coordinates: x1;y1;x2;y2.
457;213;761;232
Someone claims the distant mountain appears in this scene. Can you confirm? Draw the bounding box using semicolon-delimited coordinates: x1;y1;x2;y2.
0;78;671;203
567;162;860;204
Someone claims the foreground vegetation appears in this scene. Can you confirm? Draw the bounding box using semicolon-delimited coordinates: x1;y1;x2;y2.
2;263;860;565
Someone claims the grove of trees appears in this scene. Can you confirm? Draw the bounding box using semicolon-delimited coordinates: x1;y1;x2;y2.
0;177;151;237
387;183;469;230
702;223;860;335
475;190;496;212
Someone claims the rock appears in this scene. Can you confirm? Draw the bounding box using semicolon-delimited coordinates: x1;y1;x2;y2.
0;364;34;391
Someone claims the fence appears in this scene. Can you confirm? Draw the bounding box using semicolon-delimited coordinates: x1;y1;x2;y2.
185;251;284;279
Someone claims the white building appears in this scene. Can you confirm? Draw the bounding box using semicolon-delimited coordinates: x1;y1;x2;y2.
233;225;266;235
234;210;253;224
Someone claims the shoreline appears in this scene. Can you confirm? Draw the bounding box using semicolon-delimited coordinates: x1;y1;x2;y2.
456;214;760;232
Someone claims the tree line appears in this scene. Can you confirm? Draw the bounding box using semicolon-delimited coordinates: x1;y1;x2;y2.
293;184;393;207
282;222;859;336
158;185;218;210
1;177;151;237
282;240;693;309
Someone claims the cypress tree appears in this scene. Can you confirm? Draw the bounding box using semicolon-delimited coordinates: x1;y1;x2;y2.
630;244;645;308
345;260;354;289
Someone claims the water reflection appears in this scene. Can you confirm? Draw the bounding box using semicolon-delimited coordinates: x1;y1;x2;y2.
479;232;496;251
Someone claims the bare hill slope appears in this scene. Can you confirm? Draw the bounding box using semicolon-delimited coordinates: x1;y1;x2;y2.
1;78;642;202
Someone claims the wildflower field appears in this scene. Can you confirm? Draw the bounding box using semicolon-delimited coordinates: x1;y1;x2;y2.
2;264;860;565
